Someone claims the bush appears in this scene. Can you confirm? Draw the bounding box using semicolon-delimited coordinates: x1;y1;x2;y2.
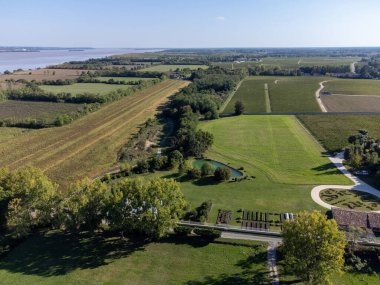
187;168;201;180
234;100;245;115
196;200;212;222
134;160;150;174
214;167;231;181
193;228;221;240
174;226;193;236
201;162;214;177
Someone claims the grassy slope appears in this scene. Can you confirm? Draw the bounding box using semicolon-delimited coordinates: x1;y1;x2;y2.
297;114;380;152
223;77;268;113
41;83;132;95
0;128;30;143
325;79;380;95
154;115;351;224
0;100;84;122
0;232;268;285
141;65;209;72
0;80;189;189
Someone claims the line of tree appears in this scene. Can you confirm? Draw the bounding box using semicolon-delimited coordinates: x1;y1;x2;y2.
0;167;186;240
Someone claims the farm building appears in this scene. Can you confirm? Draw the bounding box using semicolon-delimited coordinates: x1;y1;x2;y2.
331;207;380;233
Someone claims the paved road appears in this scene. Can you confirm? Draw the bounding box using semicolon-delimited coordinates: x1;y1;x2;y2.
221;232;282;243
311;151;380;213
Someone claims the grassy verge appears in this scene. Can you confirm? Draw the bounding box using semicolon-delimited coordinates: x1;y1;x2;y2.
41;83;132;95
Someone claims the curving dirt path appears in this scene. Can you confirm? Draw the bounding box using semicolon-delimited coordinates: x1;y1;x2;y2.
315;81;328;112
311;152;380;213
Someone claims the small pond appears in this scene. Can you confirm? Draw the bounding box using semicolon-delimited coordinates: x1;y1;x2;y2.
193;159;244;177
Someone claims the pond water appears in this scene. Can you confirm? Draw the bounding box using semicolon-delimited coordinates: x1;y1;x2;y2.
193;159;243;177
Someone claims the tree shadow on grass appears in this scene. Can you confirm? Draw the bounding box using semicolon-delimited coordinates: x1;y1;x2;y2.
311;163;341;175
0;231;147;277
184;245;270;285
192;176;221;186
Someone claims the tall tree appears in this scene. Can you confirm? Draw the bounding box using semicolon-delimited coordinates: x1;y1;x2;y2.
234;100;245;115
108;178;186;239
282;211;346;285
0;167;58;237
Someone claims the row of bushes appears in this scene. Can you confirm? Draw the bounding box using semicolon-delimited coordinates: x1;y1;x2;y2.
174;226;221;240
187;165;232;181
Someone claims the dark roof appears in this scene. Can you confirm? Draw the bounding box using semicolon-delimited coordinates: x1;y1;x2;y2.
331;208;368;228
368;213;380;228
332;207;380;230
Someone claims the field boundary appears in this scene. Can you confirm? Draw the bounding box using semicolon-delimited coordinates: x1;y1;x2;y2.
264;83;272;113
219;79;244;113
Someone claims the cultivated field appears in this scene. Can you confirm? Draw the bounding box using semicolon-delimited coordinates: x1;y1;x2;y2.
298;114;380;152
0;101;84;122
0;231;268;285
215;57;360;70
0;128;30;143
324;79;380;95
155;115;351;223
0;80;189;189
321;94;380;112
0;69;88;82
40;83;133;95
224;76;324;113
223;77;268;113
141;65;208;72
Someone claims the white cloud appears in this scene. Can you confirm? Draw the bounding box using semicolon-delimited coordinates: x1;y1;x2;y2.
215;16;225;21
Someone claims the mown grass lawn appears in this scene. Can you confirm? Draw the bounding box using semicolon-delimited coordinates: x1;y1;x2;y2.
41;83;132;95
147;115;352;224
0;231;268;285
325;78;380;95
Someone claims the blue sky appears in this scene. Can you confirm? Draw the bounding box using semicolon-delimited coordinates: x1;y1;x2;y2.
2;0;380;48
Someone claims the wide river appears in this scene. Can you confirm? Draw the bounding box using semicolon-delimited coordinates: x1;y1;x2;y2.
0;48;156;73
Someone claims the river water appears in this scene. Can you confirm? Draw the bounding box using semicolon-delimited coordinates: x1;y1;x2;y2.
0;48;155;73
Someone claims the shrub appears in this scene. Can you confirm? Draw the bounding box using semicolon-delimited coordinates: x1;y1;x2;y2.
174;226;193;236
234;100;245;115
214;167;231;181
134;160;150;174
201;162;214;177
187;168;201;180
169;150;184;169
193;228;221;240
196;200;212;222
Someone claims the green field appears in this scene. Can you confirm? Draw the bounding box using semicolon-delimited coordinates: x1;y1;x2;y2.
297;114;380;152
95;76;154;83
0;231;268;285
324;79;380;95
41;83;132;95
224;76;324;113
214;57;359;70
223;77;268;113
0;100;85;122
141;65;209;72
149;115;352;224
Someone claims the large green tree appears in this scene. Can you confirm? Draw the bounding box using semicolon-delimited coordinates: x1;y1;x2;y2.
61;178;109;232
282;211;346;285
108;178;186;239
0;167;58;237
